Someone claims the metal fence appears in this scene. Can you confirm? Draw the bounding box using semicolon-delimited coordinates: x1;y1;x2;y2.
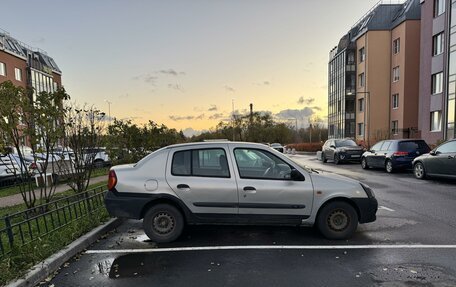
0;186;106;256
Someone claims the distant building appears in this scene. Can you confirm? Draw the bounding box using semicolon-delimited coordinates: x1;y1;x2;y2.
0;29;62;99
0;29;62;146
328;0;421;147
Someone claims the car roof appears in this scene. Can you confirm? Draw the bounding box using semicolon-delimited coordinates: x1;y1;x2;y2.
165;141;271;150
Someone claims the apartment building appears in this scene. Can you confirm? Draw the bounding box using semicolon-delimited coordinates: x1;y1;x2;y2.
0;30;62;98
328;0;421;147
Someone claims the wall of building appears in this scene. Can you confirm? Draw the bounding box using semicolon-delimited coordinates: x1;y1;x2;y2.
356;31;392;146
0;50;27;88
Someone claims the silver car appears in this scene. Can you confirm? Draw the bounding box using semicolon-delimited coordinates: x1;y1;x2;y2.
105;142;377;243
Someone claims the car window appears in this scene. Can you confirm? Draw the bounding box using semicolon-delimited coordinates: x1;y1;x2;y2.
371;142;383;152
436;141;456;154
234;148;292;180
335;139;357;147
398;141;430;152
380;141;391;151
172;148;230;178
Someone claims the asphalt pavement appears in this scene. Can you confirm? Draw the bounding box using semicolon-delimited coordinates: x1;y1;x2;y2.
43;154;456;287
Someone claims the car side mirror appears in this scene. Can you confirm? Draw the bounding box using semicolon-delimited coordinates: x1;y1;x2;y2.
430;150;440;156
290;169;305;181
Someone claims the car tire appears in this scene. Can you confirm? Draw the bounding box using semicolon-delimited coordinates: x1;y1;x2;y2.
334;154;340;165
385;160;394;173
143;204;184;243
413;162;427;180
316;201;358;240
361;157;369;169
321;152;327;163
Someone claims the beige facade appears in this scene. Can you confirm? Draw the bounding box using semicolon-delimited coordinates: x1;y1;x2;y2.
355;21;421;147
356;31;392;146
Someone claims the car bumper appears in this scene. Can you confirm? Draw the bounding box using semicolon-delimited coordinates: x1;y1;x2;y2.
391;158;414;169
351;197;378;223
104;189;150;219
338;153;363;162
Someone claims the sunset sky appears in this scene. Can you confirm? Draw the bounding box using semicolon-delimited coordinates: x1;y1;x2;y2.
2;0;380;136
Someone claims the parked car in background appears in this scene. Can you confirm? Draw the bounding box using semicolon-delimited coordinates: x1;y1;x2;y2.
361;139;430;173
321;139;364;164
413;139;456;180
105;142;377;243
83;147;111;167
270;143;284;153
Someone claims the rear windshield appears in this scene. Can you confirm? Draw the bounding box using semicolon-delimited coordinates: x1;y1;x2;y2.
398;141;430;152
335;140;357;147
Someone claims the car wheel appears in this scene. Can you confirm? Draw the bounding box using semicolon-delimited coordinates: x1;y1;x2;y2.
414;162;426;180
361;158;369;169
317;201;358;240
334;154;340;165
321;152;327;163
385;160;394;173
143;204;184;243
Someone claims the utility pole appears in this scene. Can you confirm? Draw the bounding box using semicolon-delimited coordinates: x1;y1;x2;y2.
104;99;112;122
232;99;235;141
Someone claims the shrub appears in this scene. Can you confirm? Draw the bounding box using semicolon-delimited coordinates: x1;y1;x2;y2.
286;142;323;152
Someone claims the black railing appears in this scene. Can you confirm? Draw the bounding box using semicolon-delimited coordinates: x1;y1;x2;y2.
0;187;106;256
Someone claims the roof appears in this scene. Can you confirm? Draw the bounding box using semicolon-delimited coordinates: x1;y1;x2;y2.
0;30;62;74
165;141;271;150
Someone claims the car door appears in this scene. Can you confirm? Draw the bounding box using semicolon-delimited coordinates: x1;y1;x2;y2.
377;141;392;167
165;145;239;215
231;147;313;221
326;140;336;160
426;141;456;177
366;142;383;167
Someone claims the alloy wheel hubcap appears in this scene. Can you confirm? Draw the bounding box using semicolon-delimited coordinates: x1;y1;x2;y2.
415;164;423;177
327;210;349;232
387;162;392;172
152;212;175;234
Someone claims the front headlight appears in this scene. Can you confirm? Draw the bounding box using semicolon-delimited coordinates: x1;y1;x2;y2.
360;182;375;198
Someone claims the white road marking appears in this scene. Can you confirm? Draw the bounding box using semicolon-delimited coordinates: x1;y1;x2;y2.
378;206;395;212
86;244;456;254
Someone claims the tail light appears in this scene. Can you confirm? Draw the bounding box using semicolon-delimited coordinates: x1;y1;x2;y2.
393;151;409;157
107;170;117;190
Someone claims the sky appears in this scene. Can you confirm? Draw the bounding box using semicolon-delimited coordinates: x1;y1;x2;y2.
2;0;380;136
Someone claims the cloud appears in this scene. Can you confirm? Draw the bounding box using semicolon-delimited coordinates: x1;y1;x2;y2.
133;74;158;85
182;128;208;137
209;113;225;120
254;80;271;86
168;83;184;92
224;85;235;92
208;105;218;112
297;97;315;105
275;107;315;120
311;106;322;111
158;69;185;76
169;114;205;121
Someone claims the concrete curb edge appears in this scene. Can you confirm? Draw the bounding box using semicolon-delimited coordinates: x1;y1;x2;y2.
7;217;124;287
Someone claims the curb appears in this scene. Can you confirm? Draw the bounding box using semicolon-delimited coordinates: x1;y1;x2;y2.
7;218;124;287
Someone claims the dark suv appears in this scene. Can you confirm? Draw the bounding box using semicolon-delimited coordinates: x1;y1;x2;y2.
321;139;364;164
361;139;430;173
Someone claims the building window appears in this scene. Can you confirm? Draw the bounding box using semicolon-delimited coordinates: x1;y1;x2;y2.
392;120;399;135
433;33;444;56
393;66;400;82
0;62;5;76
434;0;445;17
14;68;22;81
430;111;442;131
432;72;443;94
358;73;365;87
392;94;399;109
358;123;364;136
358;98;365;112
393;38;400;54
359;47;365;62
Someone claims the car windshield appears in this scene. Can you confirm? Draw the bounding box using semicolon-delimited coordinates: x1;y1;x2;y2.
271;143;282;147
288;158;319;174
335;140;357;147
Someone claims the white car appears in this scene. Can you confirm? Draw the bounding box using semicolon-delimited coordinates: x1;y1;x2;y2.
105;142;377;243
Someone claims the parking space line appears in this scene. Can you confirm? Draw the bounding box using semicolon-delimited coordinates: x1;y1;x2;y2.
86;244;456;254
378;206;395;212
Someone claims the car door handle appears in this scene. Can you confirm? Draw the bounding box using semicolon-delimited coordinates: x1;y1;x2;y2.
243;186;256;193
177;184;190;190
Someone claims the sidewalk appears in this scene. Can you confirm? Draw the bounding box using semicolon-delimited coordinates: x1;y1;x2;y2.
0;176;107;208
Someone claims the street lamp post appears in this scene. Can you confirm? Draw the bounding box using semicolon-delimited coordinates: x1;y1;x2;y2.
104;100;112;122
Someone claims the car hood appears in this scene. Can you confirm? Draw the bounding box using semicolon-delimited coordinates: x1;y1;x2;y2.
337;146;363;151
310;170;364;194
